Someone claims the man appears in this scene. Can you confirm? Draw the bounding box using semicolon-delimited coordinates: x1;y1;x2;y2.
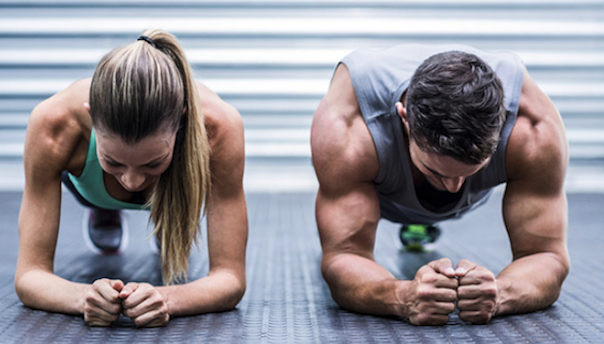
310;44;569;325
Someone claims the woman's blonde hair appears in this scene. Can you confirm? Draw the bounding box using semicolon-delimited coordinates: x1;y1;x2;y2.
89;29;211;285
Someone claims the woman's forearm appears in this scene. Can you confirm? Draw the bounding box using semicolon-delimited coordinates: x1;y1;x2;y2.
158;269;245;317
15;269;90;315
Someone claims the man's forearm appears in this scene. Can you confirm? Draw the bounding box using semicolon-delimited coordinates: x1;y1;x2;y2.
322;253;409;318
495;252;569;316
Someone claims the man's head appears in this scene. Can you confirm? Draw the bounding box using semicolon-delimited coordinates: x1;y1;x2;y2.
400;51;506;166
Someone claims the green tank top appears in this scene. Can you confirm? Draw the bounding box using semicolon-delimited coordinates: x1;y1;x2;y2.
68;129;150;210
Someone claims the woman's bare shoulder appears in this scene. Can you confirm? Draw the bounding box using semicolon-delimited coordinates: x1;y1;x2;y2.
25;79;92;173
195;81;242;132
195;81;244;170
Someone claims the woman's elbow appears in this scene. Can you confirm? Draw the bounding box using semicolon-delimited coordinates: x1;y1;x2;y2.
228;279;246;310
14;274;36;309
221;274;246;311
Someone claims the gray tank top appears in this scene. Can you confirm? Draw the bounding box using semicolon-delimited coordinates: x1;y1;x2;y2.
340;44;525;224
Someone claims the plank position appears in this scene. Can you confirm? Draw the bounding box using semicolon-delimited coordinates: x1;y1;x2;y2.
15;30;248;327
311;44;569;325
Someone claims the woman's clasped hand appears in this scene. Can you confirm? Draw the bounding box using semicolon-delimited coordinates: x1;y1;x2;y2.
84;278;170;327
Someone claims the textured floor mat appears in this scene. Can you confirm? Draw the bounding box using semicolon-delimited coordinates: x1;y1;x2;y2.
0;191;603;343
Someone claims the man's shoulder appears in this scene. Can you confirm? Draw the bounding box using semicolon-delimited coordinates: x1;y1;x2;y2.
313;111;377;182
506;85;568;186
311;97;379;190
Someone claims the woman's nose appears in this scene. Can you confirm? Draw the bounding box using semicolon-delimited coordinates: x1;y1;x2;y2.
121;171;145;191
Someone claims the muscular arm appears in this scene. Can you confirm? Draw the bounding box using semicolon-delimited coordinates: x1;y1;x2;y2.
312;65;457;324
313;110;403;317
317;184;414;316
496;70;570;316
157;90;247;316
15;88;92;315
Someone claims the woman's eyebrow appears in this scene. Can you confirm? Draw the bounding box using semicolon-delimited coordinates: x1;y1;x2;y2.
102;153;169;166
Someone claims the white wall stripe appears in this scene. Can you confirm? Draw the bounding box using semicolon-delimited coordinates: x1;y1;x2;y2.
1;49;604;67
0;18;602;36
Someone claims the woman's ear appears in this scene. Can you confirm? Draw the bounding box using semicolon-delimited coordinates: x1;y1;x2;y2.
83;102;91;115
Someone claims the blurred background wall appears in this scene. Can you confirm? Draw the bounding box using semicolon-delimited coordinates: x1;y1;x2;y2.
0;0;602;192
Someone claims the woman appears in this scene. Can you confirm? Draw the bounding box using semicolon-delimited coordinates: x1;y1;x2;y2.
14;29;248;327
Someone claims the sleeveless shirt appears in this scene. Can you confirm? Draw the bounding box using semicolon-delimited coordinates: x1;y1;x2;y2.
340;44;524;224
68;129;149;211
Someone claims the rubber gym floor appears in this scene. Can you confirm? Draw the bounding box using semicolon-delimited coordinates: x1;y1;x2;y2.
0;189;602;343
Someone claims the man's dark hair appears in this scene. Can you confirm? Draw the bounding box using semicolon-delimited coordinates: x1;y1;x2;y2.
405;51;506;165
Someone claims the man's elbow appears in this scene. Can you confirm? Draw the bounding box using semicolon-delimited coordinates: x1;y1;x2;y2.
320;262;347;310
320;253;355;306
320;252;341;287
554;250;571;283
545;251;570;306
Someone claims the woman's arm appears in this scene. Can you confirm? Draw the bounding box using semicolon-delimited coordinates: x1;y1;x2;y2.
15;93;86;312
15;84;124;326
16;154;88;315
153;93;248;317
154;181;247;317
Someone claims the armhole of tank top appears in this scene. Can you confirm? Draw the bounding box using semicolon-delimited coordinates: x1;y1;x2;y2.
509;54;525;117
498;55;525;183
75;129;96;181
340;57;383;184
330;61;345;84
68;129;94;183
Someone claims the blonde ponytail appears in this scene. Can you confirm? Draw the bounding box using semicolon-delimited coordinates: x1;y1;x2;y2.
144;29;211;285
90;29;211;285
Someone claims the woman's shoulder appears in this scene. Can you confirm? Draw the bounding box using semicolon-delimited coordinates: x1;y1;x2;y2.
31;78;91;128
195;81;242;130
26;79;92;171
195;81;245;170
196;81;244;148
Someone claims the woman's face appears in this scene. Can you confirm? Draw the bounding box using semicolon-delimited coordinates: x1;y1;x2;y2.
96;128;176;193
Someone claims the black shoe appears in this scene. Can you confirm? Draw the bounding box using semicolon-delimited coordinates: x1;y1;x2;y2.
82;208;128;254
399;224;441;252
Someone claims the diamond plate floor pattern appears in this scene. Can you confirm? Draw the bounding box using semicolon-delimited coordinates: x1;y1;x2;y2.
0;191;603;343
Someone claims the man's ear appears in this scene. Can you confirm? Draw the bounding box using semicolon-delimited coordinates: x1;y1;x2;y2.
395;101;408;126
395;101;411;137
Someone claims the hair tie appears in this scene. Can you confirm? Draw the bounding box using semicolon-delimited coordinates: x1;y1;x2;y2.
137;35;156;48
